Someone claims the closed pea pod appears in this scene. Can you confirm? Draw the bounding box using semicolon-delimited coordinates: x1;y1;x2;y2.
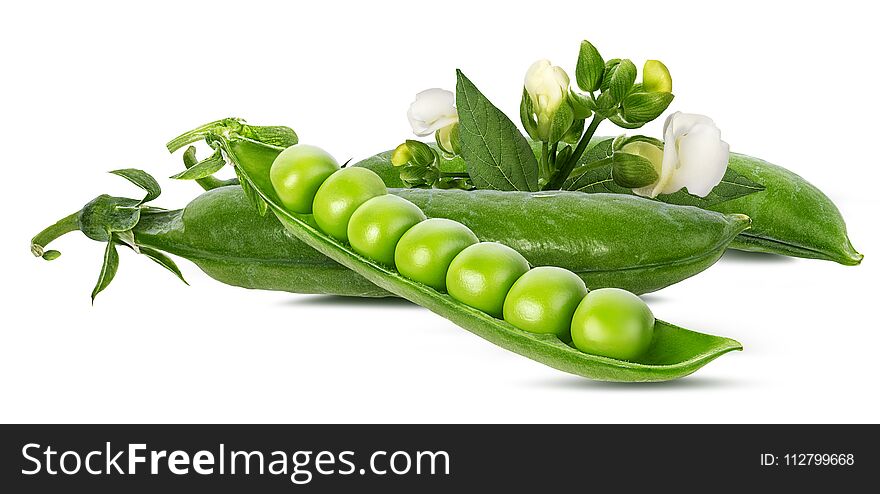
355;141;862;266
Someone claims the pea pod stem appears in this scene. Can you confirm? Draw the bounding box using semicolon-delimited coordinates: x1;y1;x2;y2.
31;211;79;258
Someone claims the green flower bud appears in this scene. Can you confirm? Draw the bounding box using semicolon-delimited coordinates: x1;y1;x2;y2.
435;122;461;156
611;137;663;188
391;143;412;167
405;139;436;167
575;40;605;93
523;59;574;142
643;60;672;93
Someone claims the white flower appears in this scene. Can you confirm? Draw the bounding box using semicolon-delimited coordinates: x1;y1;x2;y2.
634;112;730;198
524;60;570;140
407;88;458;136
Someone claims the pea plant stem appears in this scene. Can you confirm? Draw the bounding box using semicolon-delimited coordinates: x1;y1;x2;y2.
439;171;471;179
540;142;550;184
544;116;604;190
31;211;80;256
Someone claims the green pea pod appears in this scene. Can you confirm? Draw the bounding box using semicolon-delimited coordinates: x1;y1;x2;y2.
710;154;862;265
356;142;863;265
215;132;742;382
33;181;749;301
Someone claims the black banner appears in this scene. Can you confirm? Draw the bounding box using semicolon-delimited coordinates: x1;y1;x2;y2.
1;425;875;491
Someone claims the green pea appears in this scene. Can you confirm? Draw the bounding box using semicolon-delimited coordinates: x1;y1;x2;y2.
347;195;426;265
395;218;479;292
269;144;340;214
503;266;588;341
570;288;655;360
446;242;530;318
312;167;387;242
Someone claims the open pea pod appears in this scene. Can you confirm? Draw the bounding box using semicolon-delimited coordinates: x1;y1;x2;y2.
209;131;742;382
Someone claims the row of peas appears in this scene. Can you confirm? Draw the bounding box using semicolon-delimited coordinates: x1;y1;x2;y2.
270;144;655;360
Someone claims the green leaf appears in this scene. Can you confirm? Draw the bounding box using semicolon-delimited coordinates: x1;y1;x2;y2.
656;167;766;207
113;230;140;253
622;92;674;123
79;195;142;242
241;125;298;148
139;246;188;285
109;169;161;204
611;152;659;188
576;40;605;92
91;241;119;303
581;136;615;163
565;156;766;206
568;89;594;120
555;145;573;169
170;149;226;180
455;70;539;191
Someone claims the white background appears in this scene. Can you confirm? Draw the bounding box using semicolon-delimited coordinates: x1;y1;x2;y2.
2;1;878;423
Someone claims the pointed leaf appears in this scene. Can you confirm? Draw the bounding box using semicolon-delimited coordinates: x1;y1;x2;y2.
565;154;765;206
113;230;140;254
91;241;119;303
139;246;188;285
241;125;298;148
170;149;226;180
109;169;161;204
455;70;539;191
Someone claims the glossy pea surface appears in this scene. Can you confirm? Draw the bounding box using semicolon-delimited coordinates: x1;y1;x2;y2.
394;218;479;292
570;288;655;360
269;144;339;214
347;195;426;265
446;242;530;318
312;167;387;242
503;266;588;341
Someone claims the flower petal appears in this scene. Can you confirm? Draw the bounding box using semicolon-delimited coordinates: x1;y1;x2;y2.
663;124;729;196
